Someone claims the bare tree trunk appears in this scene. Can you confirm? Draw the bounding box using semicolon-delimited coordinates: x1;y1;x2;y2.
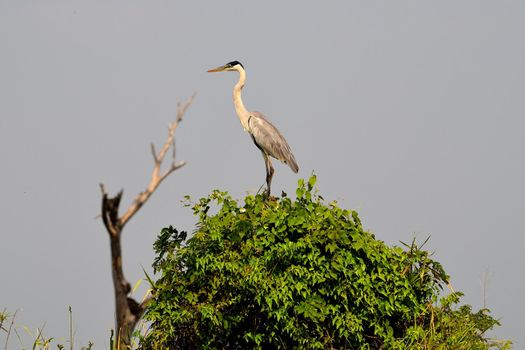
100;95;194;348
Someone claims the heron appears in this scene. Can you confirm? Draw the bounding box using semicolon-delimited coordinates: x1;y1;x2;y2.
207;60;299;197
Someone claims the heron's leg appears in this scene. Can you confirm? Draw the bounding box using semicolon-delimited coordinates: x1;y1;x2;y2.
261;152;270;195
263;153;275;197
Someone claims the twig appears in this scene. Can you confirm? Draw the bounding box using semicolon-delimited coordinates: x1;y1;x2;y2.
3;309;19;350
33;324;47;349
150;143;159;164
0;308;7;333
69;306;73;350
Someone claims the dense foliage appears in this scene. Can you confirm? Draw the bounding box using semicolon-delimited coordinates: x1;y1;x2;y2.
140;176;509;349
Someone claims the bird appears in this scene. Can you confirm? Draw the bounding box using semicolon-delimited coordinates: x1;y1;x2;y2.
207;60;299;197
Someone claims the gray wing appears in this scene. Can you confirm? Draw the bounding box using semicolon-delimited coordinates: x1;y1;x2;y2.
248;111;299;173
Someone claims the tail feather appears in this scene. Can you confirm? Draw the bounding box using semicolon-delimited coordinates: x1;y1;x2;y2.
286;155;299;173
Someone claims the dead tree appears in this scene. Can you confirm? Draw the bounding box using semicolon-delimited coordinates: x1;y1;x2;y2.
100;95;194;348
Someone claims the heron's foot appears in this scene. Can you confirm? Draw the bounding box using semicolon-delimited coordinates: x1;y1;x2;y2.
256;182;274;201
261;189;276;201
266;195;277;202
264;185;272;198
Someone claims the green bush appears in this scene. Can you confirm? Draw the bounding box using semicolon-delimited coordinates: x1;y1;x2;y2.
140;176;510;349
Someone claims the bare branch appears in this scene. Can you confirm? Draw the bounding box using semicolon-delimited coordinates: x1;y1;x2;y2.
100;183;122;237
171;138;177;167
176;92;196;123
150;143;159;164
159;160;186;183
119;94;195;228
99;94;194;348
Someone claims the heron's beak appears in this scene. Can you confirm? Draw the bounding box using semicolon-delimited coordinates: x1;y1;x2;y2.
207;65;227;73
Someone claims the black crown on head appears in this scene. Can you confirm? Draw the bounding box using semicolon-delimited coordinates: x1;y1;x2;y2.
226;60;244;69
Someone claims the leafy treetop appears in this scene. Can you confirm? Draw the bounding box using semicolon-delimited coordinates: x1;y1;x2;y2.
140;176;509;350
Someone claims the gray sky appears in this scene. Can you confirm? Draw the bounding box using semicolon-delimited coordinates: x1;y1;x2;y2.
1;1;524;347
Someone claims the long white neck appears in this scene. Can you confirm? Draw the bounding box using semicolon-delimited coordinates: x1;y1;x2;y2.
233;68;251;131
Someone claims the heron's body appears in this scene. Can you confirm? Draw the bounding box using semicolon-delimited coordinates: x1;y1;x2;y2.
208;61;298;196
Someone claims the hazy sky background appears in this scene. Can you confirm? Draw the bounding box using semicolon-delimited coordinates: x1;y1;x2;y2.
1;1;524;348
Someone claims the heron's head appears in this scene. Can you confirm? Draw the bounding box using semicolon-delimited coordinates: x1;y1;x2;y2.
207;61;244;73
